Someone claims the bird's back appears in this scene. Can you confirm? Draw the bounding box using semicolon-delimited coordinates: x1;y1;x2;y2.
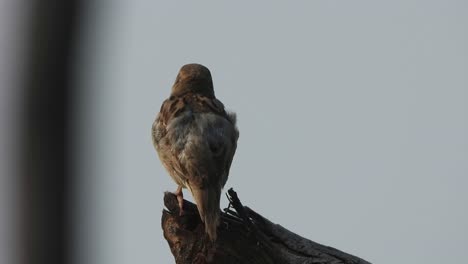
153;92;238;190
153;92;238;240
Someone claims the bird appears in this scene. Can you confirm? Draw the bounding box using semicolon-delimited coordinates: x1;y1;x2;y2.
152;63;239;241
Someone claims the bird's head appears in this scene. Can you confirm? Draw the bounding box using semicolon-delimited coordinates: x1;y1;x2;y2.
171;63;215;98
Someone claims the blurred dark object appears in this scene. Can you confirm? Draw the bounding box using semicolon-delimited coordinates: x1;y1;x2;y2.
20;1;84;264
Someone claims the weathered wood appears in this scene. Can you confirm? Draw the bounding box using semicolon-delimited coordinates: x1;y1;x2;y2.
162;189;371;264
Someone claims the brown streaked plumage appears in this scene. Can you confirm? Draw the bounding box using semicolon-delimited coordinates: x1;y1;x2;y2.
152;63;239;241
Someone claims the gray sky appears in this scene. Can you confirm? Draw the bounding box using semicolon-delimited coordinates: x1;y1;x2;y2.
73;1;468;263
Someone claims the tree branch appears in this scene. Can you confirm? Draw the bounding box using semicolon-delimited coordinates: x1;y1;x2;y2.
162;188;371;264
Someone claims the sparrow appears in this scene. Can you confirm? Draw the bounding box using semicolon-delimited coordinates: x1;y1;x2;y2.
152;63;239;241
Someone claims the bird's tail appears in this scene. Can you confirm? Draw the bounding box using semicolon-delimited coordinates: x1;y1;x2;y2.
190;186;221;241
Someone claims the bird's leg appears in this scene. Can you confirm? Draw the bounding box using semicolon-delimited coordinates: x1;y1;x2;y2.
174;186;184;215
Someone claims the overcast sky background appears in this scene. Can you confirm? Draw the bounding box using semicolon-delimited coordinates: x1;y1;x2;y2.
73;1;467;263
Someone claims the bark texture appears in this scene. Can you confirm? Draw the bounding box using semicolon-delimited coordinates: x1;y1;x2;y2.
162;189;372;264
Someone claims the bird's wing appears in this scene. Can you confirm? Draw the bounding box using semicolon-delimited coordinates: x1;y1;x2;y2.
178;94;238;189
220;111;239;187
152;96;191;186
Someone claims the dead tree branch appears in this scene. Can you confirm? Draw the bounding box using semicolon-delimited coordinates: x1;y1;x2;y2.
162;188;371;264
